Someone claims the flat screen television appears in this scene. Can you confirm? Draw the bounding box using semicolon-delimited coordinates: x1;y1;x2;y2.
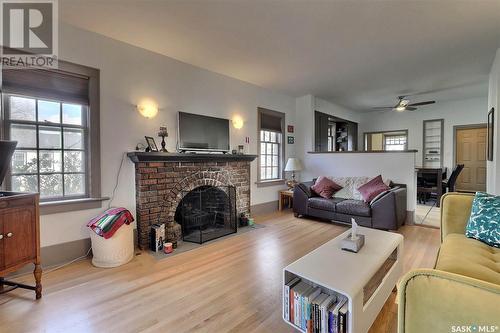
178;112;230;152
0;141;17;187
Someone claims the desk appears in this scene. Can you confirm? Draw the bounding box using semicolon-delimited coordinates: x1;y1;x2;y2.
279;190;294;211
416;167;446;207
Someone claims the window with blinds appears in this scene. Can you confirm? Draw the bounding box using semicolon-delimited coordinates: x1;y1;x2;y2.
258;108;285;182
1;62;101;207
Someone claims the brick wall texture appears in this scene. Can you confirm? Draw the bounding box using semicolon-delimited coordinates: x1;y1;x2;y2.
134;161;251;249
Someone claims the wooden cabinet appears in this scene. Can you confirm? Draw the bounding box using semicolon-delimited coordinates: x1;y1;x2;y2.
0;192;41;299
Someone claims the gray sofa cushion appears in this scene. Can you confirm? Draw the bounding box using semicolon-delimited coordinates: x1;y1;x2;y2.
335;199;371;217
308;197;344;211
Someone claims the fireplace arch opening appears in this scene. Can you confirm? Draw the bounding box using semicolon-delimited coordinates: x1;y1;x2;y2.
174;185;237;244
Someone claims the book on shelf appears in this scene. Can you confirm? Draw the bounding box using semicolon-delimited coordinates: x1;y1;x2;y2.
304;287;321;332
338;303;348;333
301;286;314;330
330;296;347;333
292;281;311;327
284;277;300;322
311;293;328;333
320;294;336;333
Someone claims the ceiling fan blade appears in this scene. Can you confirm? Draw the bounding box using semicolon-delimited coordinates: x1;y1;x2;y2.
408;101;435;107
372;107;394;110
405;107;418;111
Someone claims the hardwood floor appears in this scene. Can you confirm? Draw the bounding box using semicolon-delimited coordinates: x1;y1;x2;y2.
415;204;441;228
0;212;440;333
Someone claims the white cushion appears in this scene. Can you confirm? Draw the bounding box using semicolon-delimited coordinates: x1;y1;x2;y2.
327;176;391;200
328;176;370;200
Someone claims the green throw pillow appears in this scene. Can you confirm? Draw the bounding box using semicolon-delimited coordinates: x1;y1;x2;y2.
465;192;500;248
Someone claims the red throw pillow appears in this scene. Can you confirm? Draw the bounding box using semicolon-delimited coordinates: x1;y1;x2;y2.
357;175;390;202
311;176;343;199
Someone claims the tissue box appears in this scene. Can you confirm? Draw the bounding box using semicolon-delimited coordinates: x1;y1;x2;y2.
340;233;365;253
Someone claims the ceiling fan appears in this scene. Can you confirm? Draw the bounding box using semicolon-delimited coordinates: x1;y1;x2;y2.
373;96;436;112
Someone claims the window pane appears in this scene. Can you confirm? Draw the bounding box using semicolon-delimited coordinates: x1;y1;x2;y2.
260;131;265;141
266;167;272;179
64;128;84;149
64;174;85;196
39;126;62;149
63;103;83;125
270;132;276;142
10;96;35;121
264;131;270;141
260;157;266;167
266;143;273;154
39;150;62;173
11;124;37;148
38;100;60;123
11;150;37;174
40;174;63;198
12;175;38;192
260;167;266;179
272;167;278;179
266;155;272;166
273;143;279;156
64;151;84;172
260;143;266;155
273;156;279;167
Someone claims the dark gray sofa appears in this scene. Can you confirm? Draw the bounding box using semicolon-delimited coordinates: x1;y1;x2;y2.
293;180;407;230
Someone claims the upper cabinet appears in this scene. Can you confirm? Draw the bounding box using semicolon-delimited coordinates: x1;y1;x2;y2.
422;119;444;168
314;111;358;152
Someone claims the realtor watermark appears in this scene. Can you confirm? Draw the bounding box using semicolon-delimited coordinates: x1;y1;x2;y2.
451;325;499;333
0;0;58;69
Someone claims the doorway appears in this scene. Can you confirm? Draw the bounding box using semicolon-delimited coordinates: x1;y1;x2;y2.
454;125;487;192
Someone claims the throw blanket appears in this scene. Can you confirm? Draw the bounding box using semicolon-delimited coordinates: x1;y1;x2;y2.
87;207;134;239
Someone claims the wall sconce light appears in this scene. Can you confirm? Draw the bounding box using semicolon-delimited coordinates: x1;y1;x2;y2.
137;100;159;119
232;115;244;129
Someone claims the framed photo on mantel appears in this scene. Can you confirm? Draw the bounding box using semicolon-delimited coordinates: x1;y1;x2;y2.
145;136;159;152
487;107;494;161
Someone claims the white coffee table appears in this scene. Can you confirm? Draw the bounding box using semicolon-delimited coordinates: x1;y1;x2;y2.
283;227;403;333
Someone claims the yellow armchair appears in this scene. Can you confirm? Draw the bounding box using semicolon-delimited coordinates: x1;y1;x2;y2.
398;193;500;333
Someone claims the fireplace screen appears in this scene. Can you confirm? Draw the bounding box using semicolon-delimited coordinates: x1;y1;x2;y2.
175;185;237;244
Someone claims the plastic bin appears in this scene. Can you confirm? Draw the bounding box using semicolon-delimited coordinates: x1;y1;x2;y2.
90;223;134;268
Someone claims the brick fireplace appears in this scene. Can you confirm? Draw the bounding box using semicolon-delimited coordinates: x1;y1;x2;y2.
127;152;257;249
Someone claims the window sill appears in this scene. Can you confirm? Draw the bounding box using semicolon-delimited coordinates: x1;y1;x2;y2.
255;179;286;188
40;197;109;215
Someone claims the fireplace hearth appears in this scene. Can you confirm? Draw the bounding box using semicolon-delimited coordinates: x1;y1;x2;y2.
175;185;236;244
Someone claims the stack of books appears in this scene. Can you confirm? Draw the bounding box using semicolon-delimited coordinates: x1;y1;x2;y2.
284;278;348;333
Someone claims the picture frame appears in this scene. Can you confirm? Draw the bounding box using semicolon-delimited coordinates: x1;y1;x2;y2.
487;107;494;161
145;136;159;152
287;136;295;144
287;125;294;133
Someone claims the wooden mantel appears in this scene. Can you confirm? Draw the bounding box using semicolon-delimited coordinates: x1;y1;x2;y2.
127;152;258;163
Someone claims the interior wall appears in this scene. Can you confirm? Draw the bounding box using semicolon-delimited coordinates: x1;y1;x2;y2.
487;48;500;194
359;97;488;173
295;95;360;159
39;23;296;247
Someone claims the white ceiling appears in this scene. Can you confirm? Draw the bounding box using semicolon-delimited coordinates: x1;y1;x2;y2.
60;0;500;111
